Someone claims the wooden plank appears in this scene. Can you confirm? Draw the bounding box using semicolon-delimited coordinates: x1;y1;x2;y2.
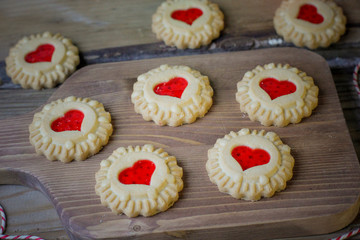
1;0;359;90
0;48;359;239
1;0;359;62
0;62;358;240
0;89;55;120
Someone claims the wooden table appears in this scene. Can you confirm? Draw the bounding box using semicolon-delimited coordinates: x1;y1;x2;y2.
0;0;359;239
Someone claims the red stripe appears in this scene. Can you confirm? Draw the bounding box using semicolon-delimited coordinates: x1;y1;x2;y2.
353;63;360;96
331;228;360;240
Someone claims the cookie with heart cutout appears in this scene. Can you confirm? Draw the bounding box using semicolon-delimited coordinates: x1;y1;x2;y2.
6;32;80;90
273;0;346;49
29;96;113;163
206;128;294;201
152;0;224;49
236;63;319;127
131;64;214;126
95;144;183;217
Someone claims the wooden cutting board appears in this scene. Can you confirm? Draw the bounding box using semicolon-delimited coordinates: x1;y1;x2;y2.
0;48;359;240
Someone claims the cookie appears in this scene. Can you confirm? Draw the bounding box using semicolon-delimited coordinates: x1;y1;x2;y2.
236;63;319;127
206;128;294;201
152;0;224;49
29;96;113;163
131;64;213;126
273;0;346;49
6;32;80;89
95;144;183;217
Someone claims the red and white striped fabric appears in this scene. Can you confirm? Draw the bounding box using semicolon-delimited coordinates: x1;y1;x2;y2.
330;228;360;240
353;62;360;97
0;206;5;236
0;204;45;240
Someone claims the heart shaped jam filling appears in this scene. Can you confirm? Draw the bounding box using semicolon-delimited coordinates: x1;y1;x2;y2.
171;8;203;25
231;146;270;171
153;77;188;98
118;160;156;185
25;44;55;63
259;78;296;100
51;110;84;132
297;4;324;24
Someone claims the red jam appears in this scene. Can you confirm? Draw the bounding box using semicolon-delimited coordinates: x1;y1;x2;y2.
51;110;84;132
118;160;156;185
25;44;55;63
171;8;203;25
231;146;270;171
259;78;296;100
153;77;188;98
297;4;324;24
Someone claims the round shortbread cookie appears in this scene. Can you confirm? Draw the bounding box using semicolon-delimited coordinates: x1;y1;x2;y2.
206;128;294;201
29;96;113;163
236;63;319;127
6;32;80;89
152;0;224;49
273;0;346;49
95;144;183;217
131;64;213;126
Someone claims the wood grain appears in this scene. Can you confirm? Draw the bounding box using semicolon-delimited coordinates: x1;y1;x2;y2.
1;0;359;92
1;0;359;63
0;48;359;239
1;0;360;239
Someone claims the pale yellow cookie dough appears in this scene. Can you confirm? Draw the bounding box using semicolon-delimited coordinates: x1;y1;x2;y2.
273;0;346;49
131;64;213;126
206;128;294;201
29;96;113;163
236;63;319;127
95;144;183;217
152;0;224;49
6;32;80;89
